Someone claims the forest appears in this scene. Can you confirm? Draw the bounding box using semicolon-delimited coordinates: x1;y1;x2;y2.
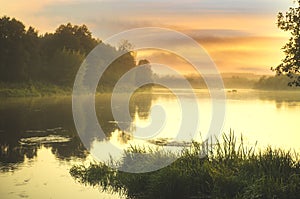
0;16;298;97
0;16;150;96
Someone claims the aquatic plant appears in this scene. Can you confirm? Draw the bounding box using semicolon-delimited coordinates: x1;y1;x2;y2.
70;131;300;199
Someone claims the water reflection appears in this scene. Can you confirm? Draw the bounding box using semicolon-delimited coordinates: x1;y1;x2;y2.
95;92;153;140
0;89;300;198
0;90;300;171
0;97;83;171
225;89;300;109
257;91;300;109
0;92;154;171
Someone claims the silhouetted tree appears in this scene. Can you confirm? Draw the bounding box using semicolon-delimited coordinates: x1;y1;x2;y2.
0;16;29;82
118;39;134;52
25;26;42;81
40;23;98;85
97;46;137;91
0;17;139;89
273;0;300;86
136;59;153;86
39;23;98;58
47;48;85;86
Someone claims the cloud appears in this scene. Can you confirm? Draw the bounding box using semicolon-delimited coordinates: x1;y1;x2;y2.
2;0;291;74
183;29;251;38
30;0;291;37
135;34;287;74
199;36;286;74
236;66;270;73
36;0;291;17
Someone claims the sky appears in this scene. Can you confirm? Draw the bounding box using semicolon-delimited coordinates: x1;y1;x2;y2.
1;0;296;74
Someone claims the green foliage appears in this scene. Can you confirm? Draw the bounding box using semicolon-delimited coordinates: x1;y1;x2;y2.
0;16;150;93
0;81;71;97
136;59;153;86
273;1;300;86
0;16;30;82
254;75;300;90
38;22;99;86
47;48;85;86
98;51;137;91
0;16;99;85
70;131;300;199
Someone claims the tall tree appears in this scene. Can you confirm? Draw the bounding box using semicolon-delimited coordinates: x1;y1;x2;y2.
96;44;137;91
47;48;85;86
0;16;28;82
136;59;153;85
53;23;98;55
25;26;41;81
273;0;300;86
40;23;98;86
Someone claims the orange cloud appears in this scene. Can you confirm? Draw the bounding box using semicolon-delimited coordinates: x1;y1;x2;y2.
199;36;287;74
136;35;287;75
1;0;291;74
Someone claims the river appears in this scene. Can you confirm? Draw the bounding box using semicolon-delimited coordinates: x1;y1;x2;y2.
0;89;299;198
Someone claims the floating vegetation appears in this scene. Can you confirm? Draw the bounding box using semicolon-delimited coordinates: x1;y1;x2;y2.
19;135;71;146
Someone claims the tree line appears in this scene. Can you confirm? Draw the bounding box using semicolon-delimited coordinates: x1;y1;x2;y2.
0;16;151;89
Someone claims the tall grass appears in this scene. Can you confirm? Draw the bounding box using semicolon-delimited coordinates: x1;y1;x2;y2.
70;131;300;199
0;81;71;97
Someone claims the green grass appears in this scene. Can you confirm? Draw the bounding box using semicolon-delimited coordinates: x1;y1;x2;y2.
70;131;300;199
0;82;153;97
0;81;71;97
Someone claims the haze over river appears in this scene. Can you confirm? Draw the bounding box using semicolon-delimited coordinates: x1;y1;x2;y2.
0;89;299;198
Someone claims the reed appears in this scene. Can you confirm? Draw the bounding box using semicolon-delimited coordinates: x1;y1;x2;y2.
70;131;300;199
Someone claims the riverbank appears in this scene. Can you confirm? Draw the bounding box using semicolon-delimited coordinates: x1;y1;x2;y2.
0;82;71;97
70;131;300;199
0;82;155;97
1;81;300;98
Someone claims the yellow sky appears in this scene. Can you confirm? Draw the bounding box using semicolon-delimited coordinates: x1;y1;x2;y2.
1;0;294;74
137;36;287;75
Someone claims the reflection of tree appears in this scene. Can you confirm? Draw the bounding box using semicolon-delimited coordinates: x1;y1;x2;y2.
0;142;38;171
0;92;155;171
0;97;87;171
0;98;38;170
95;91;153;138
258;91;300;109
95;94;117;139
49;137;87;160
130;92;153;119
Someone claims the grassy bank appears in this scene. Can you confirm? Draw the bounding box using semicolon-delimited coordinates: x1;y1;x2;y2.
70;132;300;199
0;82;154;97
0;82;72;97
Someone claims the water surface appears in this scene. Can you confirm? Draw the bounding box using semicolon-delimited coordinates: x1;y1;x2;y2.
0;89;300;198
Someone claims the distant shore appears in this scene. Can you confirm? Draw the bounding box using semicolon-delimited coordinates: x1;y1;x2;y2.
1;81;300;98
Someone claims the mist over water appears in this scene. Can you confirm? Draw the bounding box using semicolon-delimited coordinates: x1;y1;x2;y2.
0;89;299;197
